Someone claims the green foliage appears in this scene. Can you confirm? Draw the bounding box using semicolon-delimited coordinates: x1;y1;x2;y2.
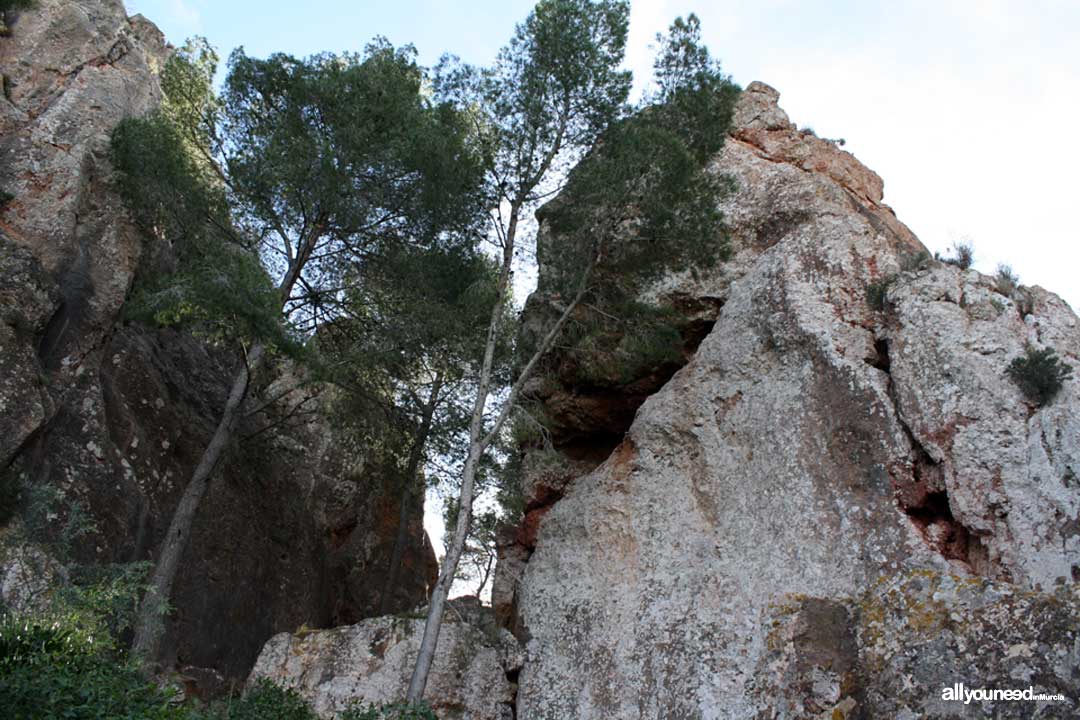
435;0;632;207
0;0;34;13
0;189;13;208
544;13;739;291
1007;345;1073;405
340;701;438;720
111;45;289;353
114;36;487;361
649;13;741;164
866;276;896;312
203;679;318;720
222;39;485;257
994;263;1020;295
2;474;94;566
559;301;685;388
0;603;183;720
530;13;738;391
317;240;510;485
935;239;974;270
900;250;932;272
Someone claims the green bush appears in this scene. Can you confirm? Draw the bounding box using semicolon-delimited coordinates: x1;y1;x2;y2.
204;679;318;720
994;263;1020;295
340;701;438;720
0;611;185;720
935;240;974;270
560;300;686;389
866;276;896;312
899;250;931;272
1007;345;1073;405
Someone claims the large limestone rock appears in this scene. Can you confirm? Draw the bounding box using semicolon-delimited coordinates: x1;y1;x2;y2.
753;572;1079;718
0;0;436;693
505;82;1080;718
248;601;523;719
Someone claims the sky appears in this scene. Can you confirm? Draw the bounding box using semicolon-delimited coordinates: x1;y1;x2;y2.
125;0;1080;568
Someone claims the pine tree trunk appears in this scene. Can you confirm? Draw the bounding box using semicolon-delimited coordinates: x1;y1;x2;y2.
131;342;265;666
405;239;592;700
379;375;443;615
131;228;318;669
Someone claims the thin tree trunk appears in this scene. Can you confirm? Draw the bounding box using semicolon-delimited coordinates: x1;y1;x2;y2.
405;206;593;701
131;342;265;664
132;227;320;669
379;374;444;615
405;202;519;701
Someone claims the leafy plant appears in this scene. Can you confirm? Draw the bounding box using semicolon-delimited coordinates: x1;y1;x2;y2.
0;0;34;12
935;239;974;270
340;701;438;720
206;679;318;720
899;250;931;272
1007;345;1073;405
866;276;896;312
994;263;1020;295
0;610;185;720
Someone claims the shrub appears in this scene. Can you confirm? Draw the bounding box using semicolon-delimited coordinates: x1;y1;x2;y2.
1007;345;1074;405
341;701;438;720
935;239;974;270
899;250;931;272
203;679;318;720
994;263;1020;295
0;610;186;720
866;276;896;312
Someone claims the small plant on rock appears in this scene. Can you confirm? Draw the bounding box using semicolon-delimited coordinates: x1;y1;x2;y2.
935;239;974;270
900;250;932;272
866;276;896;312
341;701;438;720
1007;345;1074;405
994;263;1020;295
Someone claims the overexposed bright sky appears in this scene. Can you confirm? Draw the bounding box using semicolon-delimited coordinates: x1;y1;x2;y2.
125;0;1080;566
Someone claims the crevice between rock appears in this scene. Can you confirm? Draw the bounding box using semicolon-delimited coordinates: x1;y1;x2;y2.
869;336;986;572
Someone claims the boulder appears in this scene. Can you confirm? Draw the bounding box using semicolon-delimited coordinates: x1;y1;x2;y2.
505;82;1080;718
248;606;523;720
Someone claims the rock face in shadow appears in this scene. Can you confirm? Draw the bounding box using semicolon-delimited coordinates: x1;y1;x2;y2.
502;82;1080;718
0;0;436;693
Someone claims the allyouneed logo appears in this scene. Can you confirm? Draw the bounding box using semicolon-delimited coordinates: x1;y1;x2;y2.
942;683;1067;704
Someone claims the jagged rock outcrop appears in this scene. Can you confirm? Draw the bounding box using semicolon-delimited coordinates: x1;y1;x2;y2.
501;82;1080;718
249;599;523;719
753;572;1078;718
0;0;436;694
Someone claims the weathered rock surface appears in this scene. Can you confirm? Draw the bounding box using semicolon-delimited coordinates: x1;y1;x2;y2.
753;572;1079;718
504;81;1080;718
248;601;523;719
0;0;436;693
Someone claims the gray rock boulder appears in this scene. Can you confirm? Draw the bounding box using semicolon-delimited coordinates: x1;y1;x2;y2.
248;604;522;719
505;82;1080;718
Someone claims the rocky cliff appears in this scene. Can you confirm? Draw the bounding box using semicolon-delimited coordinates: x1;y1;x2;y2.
3;1;1078;717
496;82;1080;718
0;0;436;696
240;83;1079;719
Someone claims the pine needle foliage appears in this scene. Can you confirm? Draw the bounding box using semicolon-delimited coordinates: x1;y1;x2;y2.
1007;345;1073;405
